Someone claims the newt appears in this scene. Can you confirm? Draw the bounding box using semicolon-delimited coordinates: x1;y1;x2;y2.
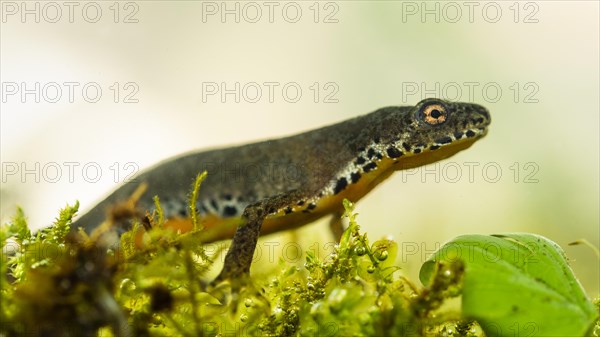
72;98;491;282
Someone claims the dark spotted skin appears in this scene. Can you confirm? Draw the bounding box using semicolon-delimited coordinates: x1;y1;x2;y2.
72;98;491;281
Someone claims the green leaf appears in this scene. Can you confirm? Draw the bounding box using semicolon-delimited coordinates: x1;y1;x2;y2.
420;233;598;337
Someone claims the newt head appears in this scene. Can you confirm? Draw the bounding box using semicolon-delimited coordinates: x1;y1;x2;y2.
378;98;491;169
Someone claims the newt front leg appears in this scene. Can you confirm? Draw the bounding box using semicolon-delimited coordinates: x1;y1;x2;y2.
214;193;295;283
214;205;265;282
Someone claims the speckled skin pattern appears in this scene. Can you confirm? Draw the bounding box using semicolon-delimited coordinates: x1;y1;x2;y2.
72;98;490;280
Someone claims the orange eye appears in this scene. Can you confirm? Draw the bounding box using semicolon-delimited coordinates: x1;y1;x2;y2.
422;103;447;125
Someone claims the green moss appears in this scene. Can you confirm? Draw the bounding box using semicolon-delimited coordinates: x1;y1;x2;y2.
1;174;598;336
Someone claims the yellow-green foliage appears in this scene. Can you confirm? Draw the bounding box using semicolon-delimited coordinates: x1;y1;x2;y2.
1;172;598;336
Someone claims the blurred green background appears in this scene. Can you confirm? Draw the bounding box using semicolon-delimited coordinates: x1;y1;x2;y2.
1;2;598;296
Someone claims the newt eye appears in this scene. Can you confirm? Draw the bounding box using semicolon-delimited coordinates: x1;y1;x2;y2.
421;103;448;125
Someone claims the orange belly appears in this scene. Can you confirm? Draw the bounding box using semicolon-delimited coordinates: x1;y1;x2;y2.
137;137;477;246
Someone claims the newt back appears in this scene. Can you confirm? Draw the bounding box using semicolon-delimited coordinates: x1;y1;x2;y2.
74;98;491;246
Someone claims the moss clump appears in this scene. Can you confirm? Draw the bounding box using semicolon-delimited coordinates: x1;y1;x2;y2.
1;173;598;336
